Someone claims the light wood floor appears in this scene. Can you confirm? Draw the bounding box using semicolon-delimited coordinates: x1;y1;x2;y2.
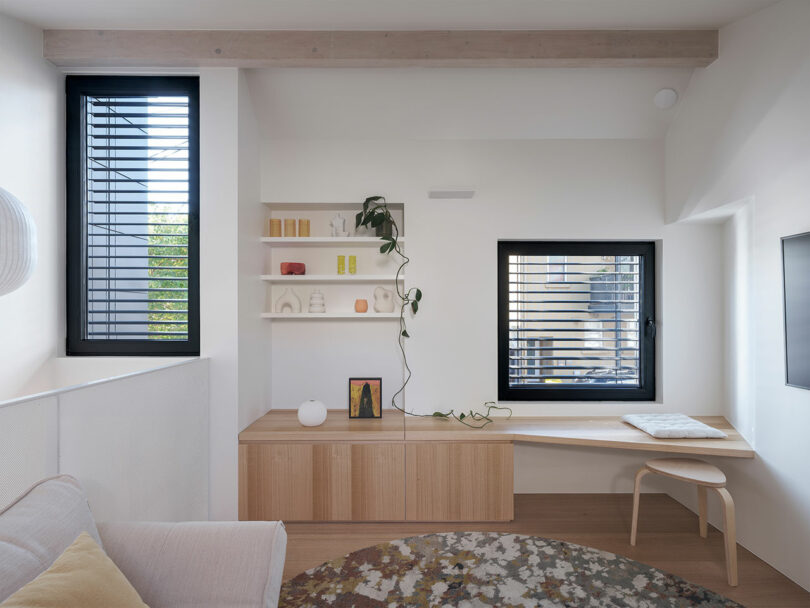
282;494;810;608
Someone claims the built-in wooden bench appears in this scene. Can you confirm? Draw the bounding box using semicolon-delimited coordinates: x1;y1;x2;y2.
238;411;753;523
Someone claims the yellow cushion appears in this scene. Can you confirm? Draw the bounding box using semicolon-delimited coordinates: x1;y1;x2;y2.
0;532;148;608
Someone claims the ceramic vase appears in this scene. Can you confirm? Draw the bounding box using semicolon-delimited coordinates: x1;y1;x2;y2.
297;399;327;427
309;289;326;313
373;286;395;313
330;213;349;237
275;287;302;313
355;299;368;313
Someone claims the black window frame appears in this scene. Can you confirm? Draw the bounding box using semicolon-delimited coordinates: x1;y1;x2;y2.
497;240;656;401
66;75;200;356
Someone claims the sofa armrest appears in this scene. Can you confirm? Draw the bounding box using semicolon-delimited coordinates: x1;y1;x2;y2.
97;521;286;608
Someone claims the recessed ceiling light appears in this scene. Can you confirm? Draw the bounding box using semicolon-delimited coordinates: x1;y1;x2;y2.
654;88;679;110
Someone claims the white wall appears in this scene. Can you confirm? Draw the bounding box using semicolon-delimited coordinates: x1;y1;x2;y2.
200;68;241;520
200;68;268;519
0;359;209;521
260;138;725;417
258;137;727;492
665;0;810;591
237;70;269;431
0;14;63;398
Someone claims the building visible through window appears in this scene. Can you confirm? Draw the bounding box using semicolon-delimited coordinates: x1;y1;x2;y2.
498;241;655;401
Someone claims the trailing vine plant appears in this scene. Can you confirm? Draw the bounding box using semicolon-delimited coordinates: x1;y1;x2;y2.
356;195;512;428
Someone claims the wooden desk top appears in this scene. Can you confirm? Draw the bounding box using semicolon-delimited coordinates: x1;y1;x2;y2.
403;415;753;458
239;411;753;459
239;409;405;442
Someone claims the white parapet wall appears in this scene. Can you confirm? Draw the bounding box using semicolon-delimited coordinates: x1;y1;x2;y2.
0;358;209;522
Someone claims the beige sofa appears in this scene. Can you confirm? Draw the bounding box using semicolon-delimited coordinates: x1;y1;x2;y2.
0;475;287;608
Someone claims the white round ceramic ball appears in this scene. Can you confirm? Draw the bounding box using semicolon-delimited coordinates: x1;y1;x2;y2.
297;399;327;427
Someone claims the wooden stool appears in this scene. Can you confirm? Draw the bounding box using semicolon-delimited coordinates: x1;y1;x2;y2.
630;458;738;587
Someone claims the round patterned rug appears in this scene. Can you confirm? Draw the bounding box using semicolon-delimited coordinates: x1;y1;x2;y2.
280;532;743;607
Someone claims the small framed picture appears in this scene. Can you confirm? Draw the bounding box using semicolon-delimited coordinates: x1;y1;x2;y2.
348;378;382;419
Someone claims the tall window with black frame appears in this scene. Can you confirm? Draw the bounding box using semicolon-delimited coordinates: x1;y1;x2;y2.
66;76;199;356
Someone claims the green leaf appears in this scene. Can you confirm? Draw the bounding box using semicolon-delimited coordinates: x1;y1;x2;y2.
355;211;363;228
401;329;409;338
380;243;389;254
411;301;419;314
363;199;370;212
459;412;466;420
371;214;385;227
415;289;422;302
432;411;449;418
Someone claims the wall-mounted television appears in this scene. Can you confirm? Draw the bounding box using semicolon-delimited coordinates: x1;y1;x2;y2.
782;231;810;390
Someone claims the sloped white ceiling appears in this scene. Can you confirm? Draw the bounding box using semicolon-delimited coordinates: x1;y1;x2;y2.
247;67;693;140
0;0;779;30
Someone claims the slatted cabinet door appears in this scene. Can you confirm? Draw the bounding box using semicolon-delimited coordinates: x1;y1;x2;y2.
405;442;514;521
239;442;405;521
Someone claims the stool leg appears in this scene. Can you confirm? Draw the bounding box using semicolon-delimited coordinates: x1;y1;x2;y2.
698;485;708;538
630;467;649;546
714;487;738;586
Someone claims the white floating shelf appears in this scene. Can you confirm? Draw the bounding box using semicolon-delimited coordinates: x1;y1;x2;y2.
261;237;404;246
263;202;404;211
262;312;400;320
261;274;403;283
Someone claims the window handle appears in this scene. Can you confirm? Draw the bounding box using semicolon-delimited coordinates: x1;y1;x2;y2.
645;318;657;339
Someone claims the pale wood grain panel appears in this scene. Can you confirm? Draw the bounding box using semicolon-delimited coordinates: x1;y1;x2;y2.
240;442;405;521
312;444;352;520
240;443;314;521
351;444;405;521
238;444;249;521
404;416;754;458
44;29;718;68
239;409;405;443
406;442;513;522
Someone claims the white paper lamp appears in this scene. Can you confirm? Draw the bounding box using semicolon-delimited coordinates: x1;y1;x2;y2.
0;187;37;296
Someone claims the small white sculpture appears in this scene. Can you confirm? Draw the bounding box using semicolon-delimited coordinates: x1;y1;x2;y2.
330;213;349;237
297;399;327;427
373;286;395;313
308;289;326;313
275;287;302;313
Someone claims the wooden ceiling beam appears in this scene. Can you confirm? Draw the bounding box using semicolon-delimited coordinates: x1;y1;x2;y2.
44;29;718;68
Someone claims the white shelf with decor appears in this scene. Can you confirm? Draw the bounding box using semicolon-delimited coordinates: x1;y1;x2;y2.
261;312;400;320
262;236;405;246
261;274;403;283
261;201;405;320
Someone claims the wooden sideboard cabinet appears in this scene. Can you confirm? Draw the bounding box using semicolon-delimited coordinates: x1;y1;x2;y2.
238;410;751;523
238;410;514;522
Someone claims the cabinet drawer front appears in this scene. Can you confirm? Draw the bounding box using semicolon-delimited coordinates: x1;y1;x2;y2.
405;442;514;521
